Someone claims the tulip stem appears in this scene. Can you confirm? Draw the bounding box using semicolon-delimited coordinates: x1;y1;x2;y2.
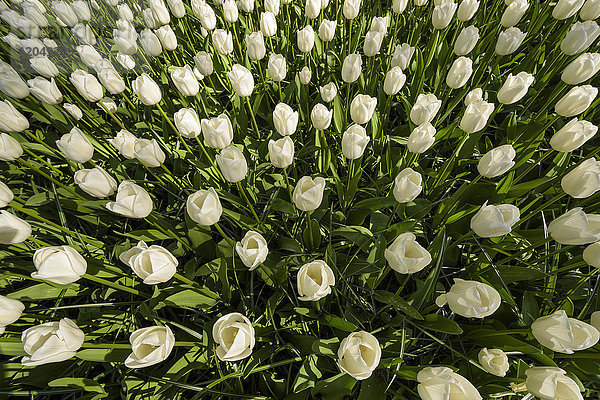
82;273;146;297
214;222;235;246
385;203;400;229
283;167;296;212
15;158;82;199
246;97;261;139
159;163;191;196
278;81;283;102
345;158;353;207
156;103;196;158
306;211;314;249
98;102;127;131
173;272;197;287
237;181;261;223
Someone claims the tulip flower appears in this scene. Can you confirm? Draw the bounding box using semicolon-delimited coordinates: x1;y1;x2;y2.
140;29;163;56
246;31;266;61
501;0;529;27
268;54;287;81
457;0;479;21
497;71;535;104
202;114;234;149
460;97;494;133
0;295;24;334
342;53;362;83
32;245;87;285
260;12;277;37
561;21;600;55
496;27;526;55
478;348;509;377
297;260;335;301
21;318;84;366
555;85;598;117
343;0;361;19
391;43;415;70
393;0;408;13
338;331;380;380
550;118;598;152
74;166;117;198
268;137;294;168
273;103;298;136
350;94;377;125
216;145;248;183
228;64;254;97
106;181;153;219
553;0;585;20
70;69;104;102
156;25;178;50
580;0;600;20
56;127;94;163
0;210;31;244
236;231;268;270
393;167;423;203
342;125;370;159
477;145;516;178
171;65;199;96
436;278;501;318
432;0;457;30
133;138;165;167
194;51;214;76
363;30;384;56
293;176;326;211
299;66;312;84
186;187;223;226
120;241;178;284
0;181;13;208
407;123;436;153
454;25;479;55
385;232;431;274
583;242;600;268
174;108;201;139
132;74;162;106
410;93;442;125
212;313;255;361
470;201;519;237
320;82;338;102
318;19;336;41
548;207;600;245
223;0;239;22
561;53;600;85
561;158;600;198
29;56;59;78
532;310;599;353
418;367;482;400
446;56;473;89
525;367;584;400
125;325;175;368
297;25;315;53
0;132;23;161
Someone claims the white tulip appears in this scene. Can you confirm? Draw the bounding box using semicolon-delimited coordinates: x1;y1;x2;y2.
26;77;62;105
140;29;163;56
306;0;321;19
32;245;87;284
125;325;175;368
0;210;31;244
260;11;277;37
435;278;502;318
0;68;29;99
52;1;78;26
350;94;377;125
338;331;380;380
134;138;165;167
29;56;59;78
113;28;138;55
477;145;516;178
186;187;222;226
0;181;13;207
120;240;178;284
580;0;600;20
238;0;255;12
236;230;268;270
319;19;336;41
132;74;162;106
311;103;333;130
194;51;214;76
167;0;186;17
174;108;201;139
0;295;24;331
454;25;479;56
555;85;598;117
470;201;519;237
273;103;298;136
106;181;153;219
385;232;431;274
551;118;598;152
109;129;137;159
343;0;361;19
407;122;436;153
548;207;600;245
268;136;294;168
293;176;326;211
320;82;337;102
457;0;479;21
228;64;254;97
118;4;134;20
216;145;248;183
265;0;280;14
0;132;23;161
384;66;406;96
72;23;96;45
363;30;384;57
460;98;495;133
497;71;535;104
418;367;482;400
171;65;199;96
532;310;599;354
297;25;315;53
156;25;178;50
193;0;216;30
432;1;457;30
496;27;526;55
246;31;266;61
410;93;442;125
212;312;255;361
393;0;408;12
553;0;585;19
525;367;583;400
561;158;600;198
342;124;370;159
63;103;83;120
21;318;84;366
342;53;362;83
391;43;415;70
501;0;529;27
562;53;600;85
70;69;104;102
0;100;28;133
202;114;234;149
561;21;600;55
268;54;287;82
74;166;117;198
223;0;239;22
297;260;335;301
478;348;509;377
299;66;312;84
213;29;233;55
446;56;473;89
56;127;94;163
393;167;422;203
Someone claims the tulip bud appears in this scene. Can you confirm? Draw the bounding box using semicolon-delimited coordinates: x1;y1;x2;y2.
236;230;268;270
70;69;104;102
133;138;165;167
229;64;254;97
561;158;600;198
140;29;163;56
194;51;214;76
0;132;23;161
562;21;600;55
74;166;117;198
56;127;94;163
436;278;501;318
149;0;170;25
460;98;494;133
553;0;585;20
370;16;388;34
202;114;234;149
213;313;255;361
21;318;84;366
186;187;222;225
350;94;377;125
72;23;96;45
246;31;266;61
311;103;333;130
293;176;325;211
562;53;600;85
223;0;238;22
238;0;255;12
525;367;584;400
193;1;216;30
268;137;294;168
432;1;457;30
341;124;370;159
410;93;442;125
23;3;48;27
501;0;529;27
342;53;362;83
113;28;138;55
549;207;600;244
52;1;78;26
265;0;280;14
0;181;13;208
343;0;361;19
174;108;201;139
297;25;315;53
338;331;380;380
584;242;600;268
454;25;479;55
555;85;598;117
167;0;185;17
306;0;321;19
393;167;422;203
26;77;61;105
120;241;178;284
418;367;483;399
299;66;312;84
385;232;431;274
109;129;137;159
212;29;233;55
550;118;598;152
446;56;473;89
496;27;526;55
477;145;516;178
216;145;248;183
497;71;535;104
318;19;336;41
0;210;31;244
390;44;415;72
272;103;298;136
393;0;408;12
0;69;29;99
95;69;123;96
132;73;162;106
155;25;178;50
63;103;83;120
268;54;287;82
457;0;479;21
580;0;600;20
532;310;599;353
260;11;277;36
32;245;87;284
118;4;134;20
29;56;59;78
320;83;337;103
363;30;384;56
478;348;509;377
125;325;175;368
381;67;406;97
297;260;335;301
407;122;436;153
106;181;153;219
470;201;519;237
170;65;199;96
0;295;24;333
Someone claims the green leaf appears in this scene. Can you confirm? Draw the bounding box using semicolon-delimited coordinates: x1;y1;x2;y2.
48;377;107;395
374;290;424;320
0;340;26;356
118;229;173;242
311;337;339;358
8;283;82;300
333;226;374;251
76;348;130;362
163;288;219;309
414;314;463;335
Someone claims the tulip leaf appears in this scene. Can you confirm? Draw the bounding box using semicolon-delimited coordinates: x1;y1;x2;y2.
7;283;82;300
162;289;219;309
333;226;374;252
292;354;322;393
0;340;26;356
48;377;107;395
76;348;130;362
374;290;424;320
414;314;463;335
311;337;339;358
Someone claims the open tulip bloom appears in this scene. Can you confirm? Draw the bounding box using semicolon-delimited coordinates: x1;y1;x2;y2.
3;0;600;397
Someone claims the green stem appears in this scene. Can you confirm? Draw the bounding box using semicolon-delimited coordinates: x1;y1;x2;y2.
82;274;146;297
237;181;260;223
246;97;261;139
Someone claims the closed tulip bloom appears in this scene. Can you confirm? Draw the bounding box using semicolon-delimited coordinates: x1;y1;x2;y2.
202;114;233;149
216;145;248;183
236;230;268;270
293;176;326;211
320;82;337;102
391;43;415;70
407;122;436;153
156;25;178;50
0;133;23;161
72;23;96;45
0;181;13;207
338;331;380;380
383;67;406;96
113;28;138;55
0;295;24;332
268;54;287;82
299;66;312;84
410;93;442;125
532;310;599;353
21;318;84;366
343;0;361;19
470;202;519;237
134;138;165;167
265;0;280;14
106;181;153;219
556;85;598;117
109;130;137;159
393;0;408;12
74;166;117;198
120;241;178;284
553;0;585;19
385;232;431;274
92;59;115;74
551;118;598;152
562;53;600;85
319;19;336;41
268;137;294;168
393;167;422;203
418;367;482;400
460;98;494;133
140;29;163;56
584;242;600;268
363;30;384;56
273;103;298;136
454;25;479;55
100;97;119;112
63;103;83;120
297;25;315;53
0;210;31;244
97;67;125;94
525;367;583;400
171;65;199;96
260;12;277;36
297;260;335;301
497;71;535;104
580;0;600;20
223;0;238;22
194;1;216;30
561;158;600;198
213;313;255;361
194;51;214;76
477;145;516;178
23;3;48;27
342;125;370;159
29;56;59;78
116;53;135;70
457;0;479;21
56;127;93;163
432;1;457;29
501;0;529;27
350;94;377;125
0;69;29;99
306;0;321;19
70;69;104;102
370;16;389;34
71;0;90;20
228;64;254;97
342;53;362;83
125;325;175;368
478;348;509;377
32;245;87;285
213;29;233;55
187;187;222;225
174;108;201;138
446;56;473;89
238;0;255;12
26;77;62;105
52;1;78;26
132;74;162;106
246;32;266;61
549;207;600;244
561;21;600;55
118;4;134;20
436;278;501;318
167;0;185;17
496;27;526;55
311;103;333;130
149;0;170;25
